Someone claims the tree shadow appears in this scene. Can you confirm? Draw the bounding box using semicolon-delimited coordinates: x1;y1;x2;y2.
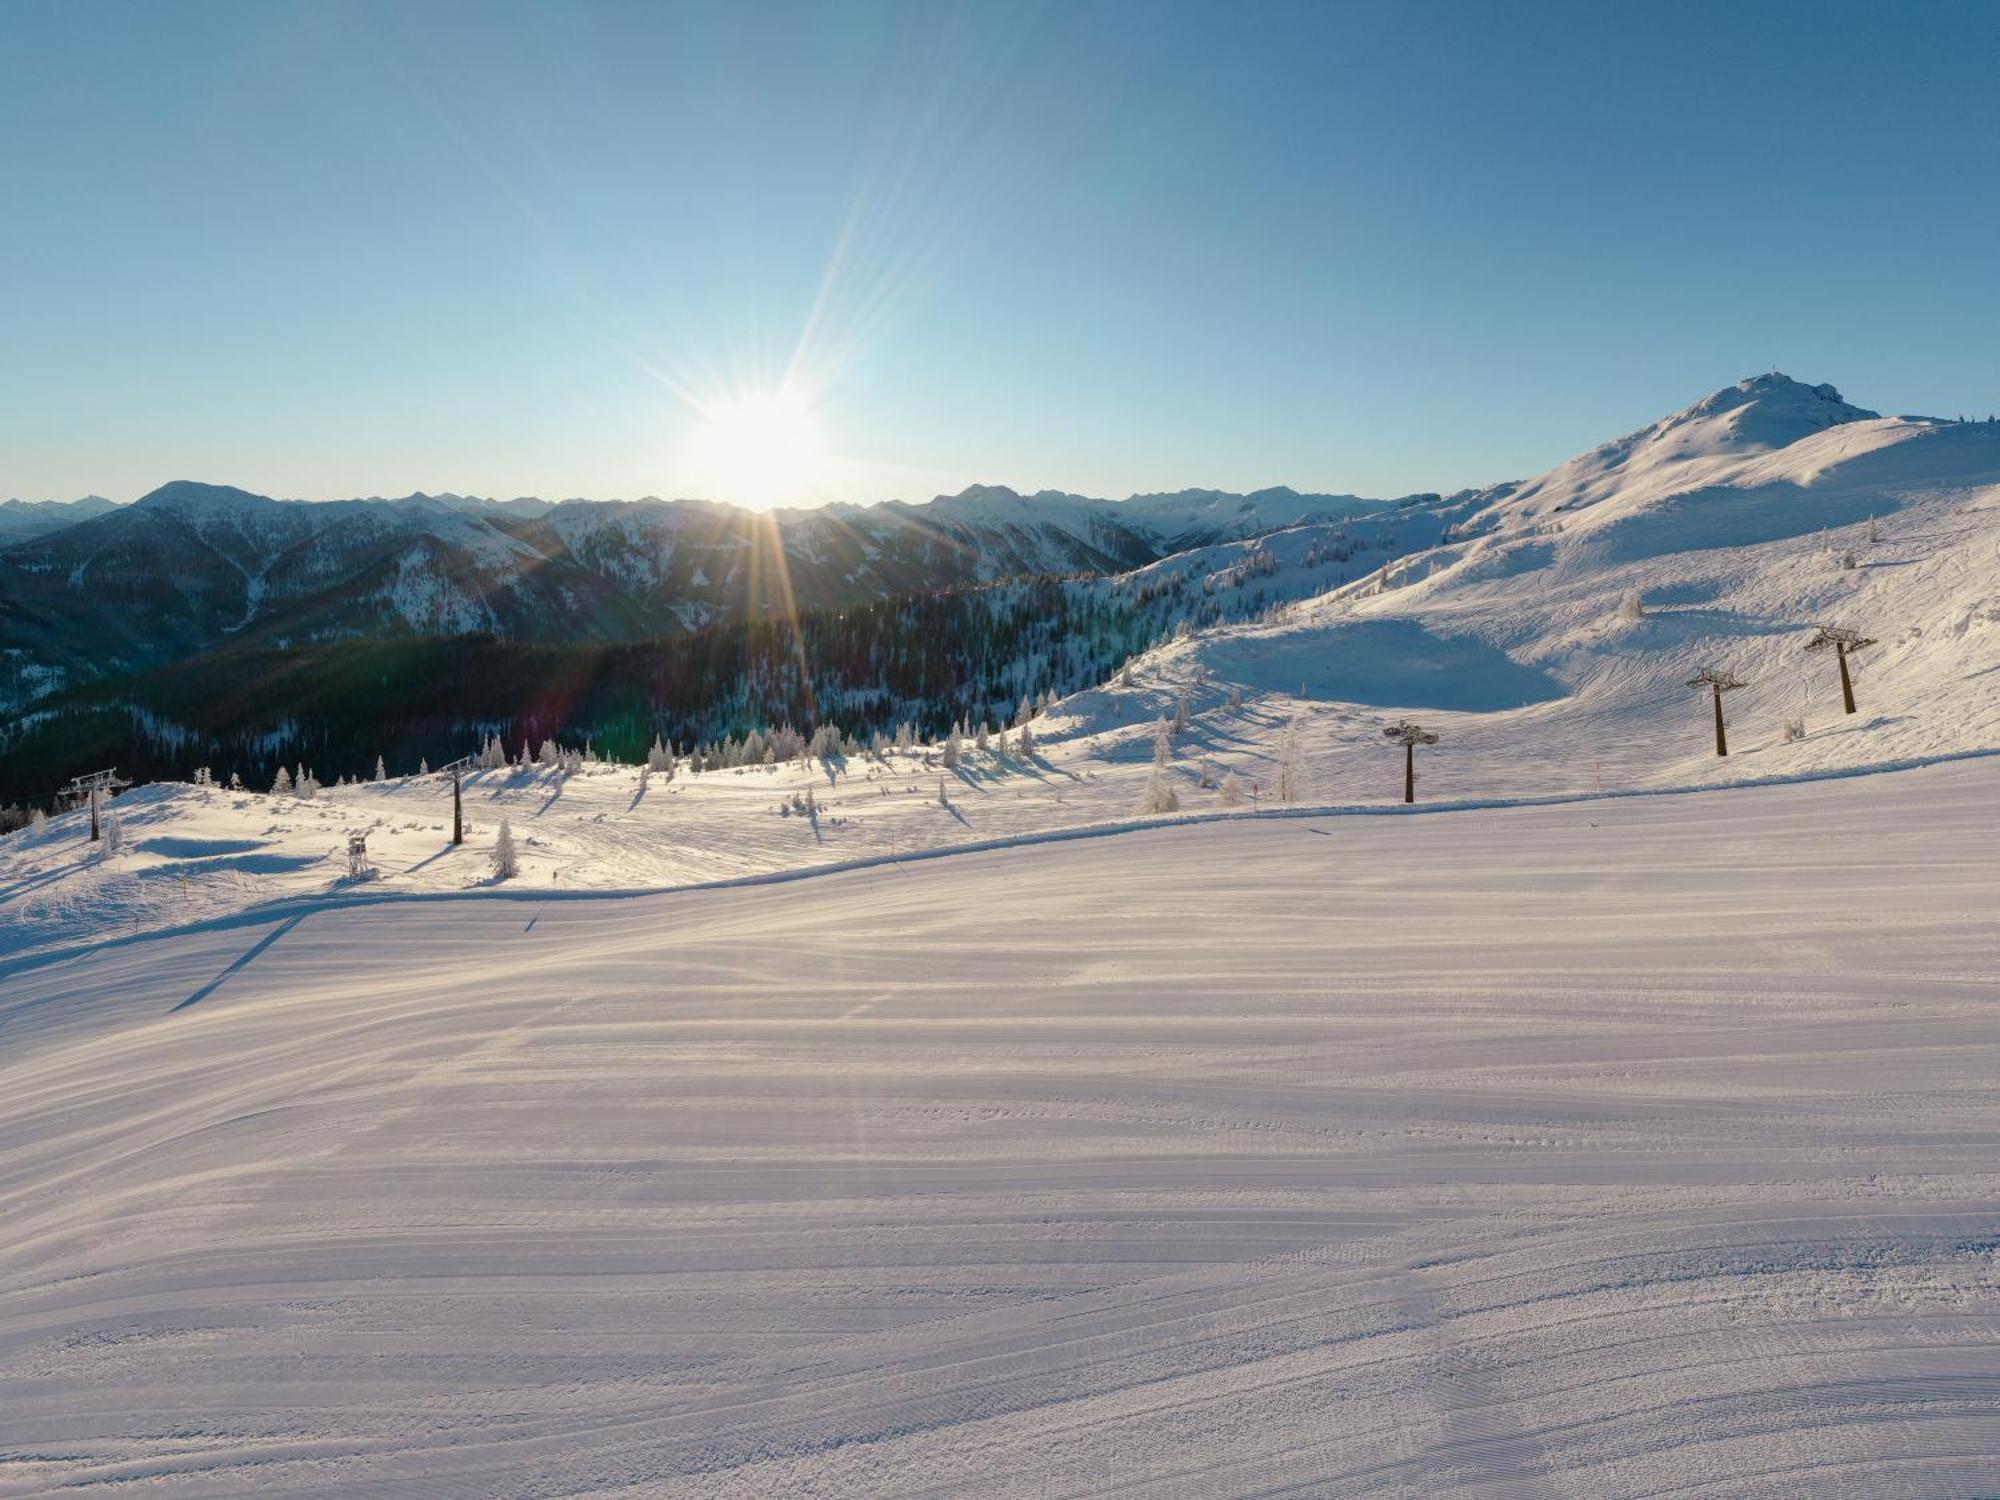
172;913;305;1013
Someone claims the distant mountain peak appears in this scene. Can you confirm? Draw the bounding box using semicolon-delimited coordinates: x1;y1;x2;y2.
132;480;275;513
1660;373;1879;452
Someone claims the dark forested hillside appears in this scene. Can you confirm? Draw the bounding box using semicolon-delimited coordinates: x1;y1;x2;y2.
0;573;1219;803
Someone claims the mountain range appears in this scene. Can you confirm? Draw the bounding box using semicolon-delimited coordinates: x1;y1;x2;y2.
0;479;1392;695
7;374;1992;764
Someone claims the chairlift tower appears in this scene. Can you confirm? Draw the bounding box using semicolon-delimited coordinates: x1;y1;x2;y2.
1686;667;1746;757
60;768;130;842
1382;721;1439;804
434;755;476;845
1803;626;1876;715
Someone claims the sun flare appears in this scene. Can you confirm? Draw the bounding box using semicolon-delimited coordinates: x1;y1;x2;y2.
687;388;829;508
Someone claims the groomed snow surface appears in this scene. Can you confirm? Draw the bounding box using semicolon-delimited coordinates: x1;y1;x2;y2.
3;762;1998;1497
5;379;2000;1493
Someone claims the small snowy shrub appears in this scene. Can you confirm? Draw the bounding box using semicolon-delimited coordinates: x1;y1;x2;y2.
1276;728;1304;804
1781;718;1807;744
1617;590;1645;623
1218;771;1246;807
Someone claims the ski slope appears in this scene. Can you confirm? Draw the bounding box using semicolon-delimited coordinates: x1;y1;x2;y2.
3;760;1998;1496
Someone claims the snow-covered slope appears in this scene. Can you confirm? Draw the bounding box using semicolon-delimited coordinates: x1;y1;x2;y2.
4;375;1996;960
5;374;2000;1494
1121;376;2000;798
3;761;1997;1496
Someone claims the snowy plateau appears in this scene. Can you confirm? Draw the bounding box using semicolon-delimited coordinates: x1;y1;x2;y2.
4;374;2000;1497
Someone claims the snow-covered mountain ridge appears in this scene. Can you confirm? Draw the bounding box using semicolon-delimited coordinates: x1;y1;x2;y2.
6;372;1997;960
0;477;1391;689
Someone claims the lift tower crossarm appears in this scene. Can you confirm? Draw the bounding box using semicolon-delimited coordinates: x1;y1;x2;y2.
1382;721;1440;804
1685;668;1746;757
1804;626;1876;715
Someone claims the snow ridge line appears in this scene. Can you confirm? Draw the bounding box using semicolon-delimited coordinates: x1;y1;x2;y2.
4;743;1995;986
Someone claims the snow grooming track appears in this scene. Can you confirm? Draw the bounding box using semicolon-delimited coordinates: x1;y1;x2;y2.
2;760;1998;1497
4;745;1997;989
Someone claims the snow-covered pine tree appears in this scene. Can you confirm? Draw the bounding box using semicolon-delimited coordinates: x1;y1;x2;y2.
941;727;962;768
419;757;429;775
1173;694;1189;734
1219;770;1246;806
492;818;519;879
975;722;989;752
1138;762;1179;815
374;754;387;781
1018;723;1035;758
1227;686;1244;711
272;766;292;795
1153;716;1172;768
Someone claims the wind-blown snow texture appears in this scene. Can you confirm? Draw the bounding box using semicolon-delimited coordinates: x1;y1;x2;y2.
4;375;2000;1495
3;764;1998;1496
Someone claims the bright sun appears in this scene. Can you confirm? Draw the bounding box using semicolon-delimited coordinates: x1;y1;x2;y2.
687;388;829;508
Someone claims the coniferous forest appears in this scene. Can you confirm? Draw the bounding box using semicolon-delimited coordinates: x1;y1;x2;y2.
0;566;1297;807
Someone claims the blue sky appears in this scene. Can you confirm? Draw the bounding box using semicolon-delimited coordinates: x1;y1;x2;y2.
4;0;1996;507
